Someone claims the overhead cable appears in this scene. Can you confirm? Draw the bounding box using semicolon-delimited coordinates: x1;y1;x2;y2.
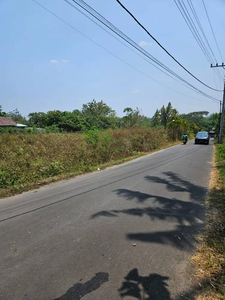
202;0;224;63
66;0;221;101
175;0;224;81
31;0;219;104
115;0;222;92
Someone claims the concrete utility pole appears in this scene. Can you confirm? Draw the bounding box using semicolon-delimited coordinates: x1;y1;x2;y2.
210;63;225;143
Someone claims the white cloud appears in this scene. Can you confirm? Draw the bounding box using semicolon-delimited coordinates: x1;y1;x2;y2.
50;60;59;63
139;41;152;47
131;89;139;94
62;59;68;63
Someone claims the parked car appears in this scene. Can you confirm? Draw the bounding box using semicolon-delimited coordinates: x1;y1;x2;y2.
195;131;209;145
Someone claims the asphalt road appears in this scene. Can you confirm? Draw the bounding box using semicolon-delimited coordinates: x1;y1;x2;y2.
0;140;214;300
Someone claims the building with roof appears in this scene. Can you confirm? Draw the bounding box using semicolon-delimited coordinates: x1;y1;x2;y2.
0;117;16;128
0;117;27;129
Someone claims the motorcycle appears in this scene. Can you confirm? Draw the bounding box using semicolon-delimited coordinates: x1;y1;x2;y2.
182;138;187;145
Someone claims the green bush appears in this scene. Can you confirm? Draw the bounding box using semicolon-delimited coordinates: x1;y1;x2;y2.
217;144;225;160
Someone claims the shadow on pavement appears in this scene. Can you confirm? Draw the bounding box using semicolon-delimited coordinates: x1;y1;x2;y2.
145;171;207;202
91;172;206;250
54;272;109;300
119;268;171;300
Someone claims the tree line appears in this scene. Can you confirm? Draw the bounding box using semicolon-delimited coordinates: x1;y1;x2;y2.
0;100;219;133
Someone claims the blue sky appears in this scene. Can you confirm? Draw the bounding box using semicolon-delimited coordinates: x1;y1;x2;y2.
1;0;225;118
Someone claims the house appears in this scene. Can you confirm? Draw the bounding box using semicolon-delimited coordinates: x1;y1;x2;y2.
0;117;27;129
0;117;16;128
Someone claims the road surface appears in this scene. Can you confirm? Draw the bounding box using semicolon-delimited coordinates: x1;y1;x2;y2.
0;141;214;300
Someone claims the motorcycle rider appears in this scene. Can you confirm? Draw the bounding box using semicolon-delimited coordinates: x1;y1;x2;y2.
182;132;188;143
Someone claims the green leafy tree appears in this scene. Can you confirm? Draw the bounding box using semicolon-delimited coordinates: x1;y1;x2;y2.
59;112;87;132
138;116;152;127
28;112;47;128
207;113;220;133
151;109;161;127
82;99;116;129
122;107;142;128
190;122;199;134
167;115;190;140
152;102;178;128
160;102;178;129
0;105;7;116
179;111;209;130
45;110;64;127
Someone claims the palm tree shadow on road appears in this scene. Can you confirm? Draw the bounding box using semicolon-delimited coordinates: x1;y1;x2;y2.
91;172;207;251
119;268;171;300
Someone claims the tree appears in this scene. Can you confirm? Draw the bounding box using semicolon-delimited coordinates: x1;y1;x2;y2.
207;113;220;133
8;108;27;124
0;105;7;116
81;99;117;129
122;107;143;128
151;109;161;127
179;111;209;130
28;112;47;128
167;115;190;140
152;102;178;128
59;112;87;132
160;102;178;129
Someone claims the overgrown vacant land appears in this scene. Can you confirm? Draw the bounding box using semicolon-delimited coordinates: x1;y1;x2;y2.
190;143;225;300
0;127;177;198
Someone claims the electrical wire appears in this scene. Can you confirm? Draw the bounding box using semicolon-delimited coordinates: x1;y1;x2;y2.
188;0;217;62
202;0;224;63
192;0;224;81
175;0;224;82
115;0;222;92
31;0;218;104
176;0;213;64
65;0;216;100
66;0;221;102
184;0;224;80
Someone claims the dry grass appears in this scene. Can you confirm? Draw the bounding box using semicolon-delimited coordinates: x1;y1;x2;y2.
0;127;178;198
189;145;225;300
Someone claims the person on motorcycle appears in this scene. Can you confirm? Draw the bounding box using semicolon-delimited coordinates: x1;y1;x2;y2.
182;133;188;142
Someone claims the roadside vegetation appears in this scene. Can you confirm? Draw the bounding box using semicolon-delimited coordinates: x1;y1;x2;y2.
0;127;181;198
190;143;225;300
0;100;219;198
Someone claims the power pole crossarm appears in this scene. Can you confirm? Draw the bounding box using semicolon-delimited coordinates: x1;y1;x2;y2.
211;63;225;68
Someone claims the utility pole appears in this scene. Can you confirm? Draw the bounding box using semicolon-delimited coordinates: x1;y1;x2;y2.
210;63;225;143
219;84;225;143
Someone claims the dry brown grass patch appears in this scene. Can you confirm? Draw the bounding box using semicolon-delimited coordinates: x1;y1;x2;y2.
190;147;225;300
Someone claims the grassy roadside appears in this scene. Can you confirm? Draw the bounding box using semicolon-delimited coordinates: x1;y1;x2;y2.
0;128;181;199
190;143;225;300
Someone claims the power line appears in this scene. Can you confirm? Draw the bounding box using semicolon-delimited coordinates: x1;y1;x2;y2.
31;0;218;104
175;0;224;82
202;0;224;63
176;0;224;81
66;0;221;102
176;0;213;64
187;0;217;62
115;0;222;92
65;0;212;99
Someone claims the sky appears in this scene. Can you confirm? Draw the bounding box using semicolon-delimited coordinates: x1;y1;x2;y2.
1;0;225;118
